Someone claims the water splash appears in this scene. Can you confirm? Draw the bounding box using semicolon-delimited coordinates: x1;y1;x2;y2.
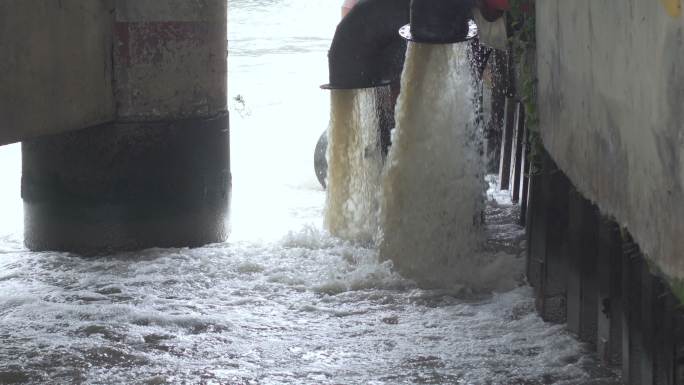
324;88;386;243
379;43;487;288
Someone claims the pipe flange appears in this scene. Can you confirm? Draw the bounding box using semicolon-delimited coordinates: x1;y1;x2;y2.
399;19;478;44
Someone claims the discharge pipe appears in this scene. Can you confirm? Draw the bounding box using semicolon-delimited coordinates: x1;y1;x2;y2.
399;0;479;44
317;0;411;188
316;0;494;187
322;0;411;89
324;0;513;89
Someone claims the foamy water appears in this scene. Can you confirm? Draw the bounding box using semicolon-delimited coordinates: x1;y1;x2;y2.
0;180;618;384
325;88;385;243
379;42;487;289
0;0;620;383
0;169;620;384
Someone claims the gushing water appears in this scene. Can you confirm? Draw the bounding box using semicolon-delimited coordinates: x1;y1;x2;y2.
379;43;487;288
324;43;509;290
324;88;386;243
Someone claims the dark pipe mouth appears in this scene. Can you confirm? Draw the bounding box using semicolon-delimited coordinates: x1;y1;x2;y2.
321;0;411;90
320;79;393;90
399;19;478;44
401;0;477;44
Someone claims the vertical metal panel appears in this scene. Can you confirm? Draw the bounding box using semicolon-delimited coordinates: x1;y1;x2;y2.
510;103;525;203
539;153;570;323
654;279;675;385
498;98;516;190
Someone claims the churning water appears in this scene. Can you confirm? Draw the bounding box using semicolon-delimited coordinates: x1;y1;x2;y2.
0;0;620;383
325;88;385;243
379;43;487;289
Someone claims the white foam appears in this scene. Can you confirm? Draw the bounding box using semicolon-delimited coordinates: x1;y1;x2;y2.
378;43;487;289
281;224;338;250
324;89;384;243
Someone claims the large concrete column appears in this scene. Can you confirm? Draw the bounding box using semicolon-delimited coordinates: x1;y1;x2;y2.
22;0;230;254
0;0;116;145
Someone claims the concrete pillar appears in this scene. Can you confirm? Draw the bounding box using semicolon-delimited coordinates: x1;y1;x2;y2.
0;1;116;145
22;0;230;254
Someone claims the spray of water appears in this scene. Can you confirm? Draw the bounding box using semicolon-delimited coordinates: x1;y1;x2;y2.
324;42;522;292
378;42;487;289
324;88;385;243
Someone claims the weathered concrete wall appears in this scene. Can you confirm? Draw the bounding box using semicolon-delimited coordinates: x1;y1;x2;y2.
537;1;684;281
19;0;230;254
114;0;227;120
0;0;116;146
0;0;227;145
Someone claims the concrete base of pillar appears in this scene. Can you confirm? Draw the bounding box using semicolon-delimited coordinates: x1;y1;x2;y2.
22;113;231;254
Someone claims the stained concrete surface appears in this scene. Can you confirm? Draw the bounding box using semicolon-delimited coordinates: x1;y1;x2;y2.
0;0;115;145
0;0;228;145
537;0;684;283
1;0;231;252
114;0;227;120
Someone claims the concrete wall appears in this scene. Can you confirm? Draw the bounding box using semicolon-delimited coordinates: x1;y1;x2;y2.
0;0;227;145
0;0;116;146
536;1;684;281
114;0;227;120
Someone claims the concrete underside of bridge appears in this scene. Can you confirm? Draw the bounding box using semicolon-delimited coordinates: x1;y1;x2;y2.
1;0;230;254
